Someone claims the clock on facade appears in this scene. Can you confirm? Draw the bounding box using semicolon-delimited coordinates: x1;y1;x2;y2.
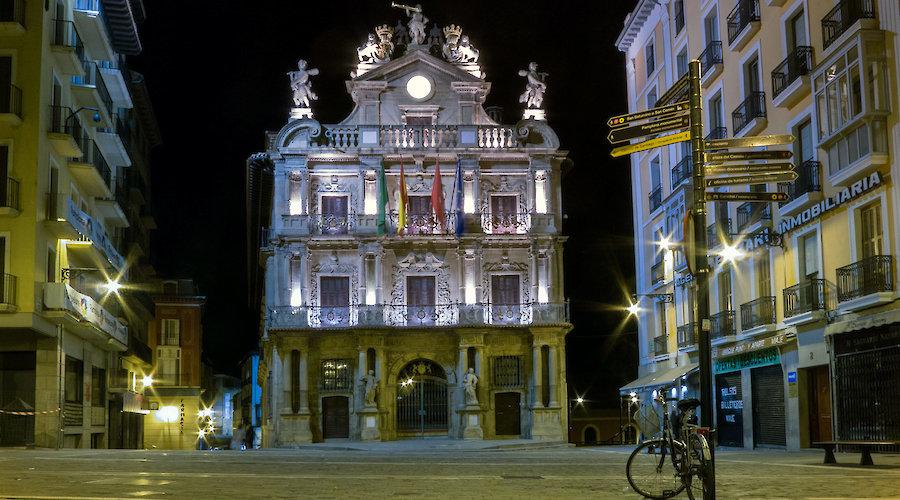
406;75;432;100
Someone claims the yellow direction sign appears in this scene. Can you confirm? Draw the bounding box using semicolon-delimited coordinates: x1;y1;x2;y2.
606;101;689;128
706;191;789;203
607;115;689;144
610;131;691;158
704;134;795;150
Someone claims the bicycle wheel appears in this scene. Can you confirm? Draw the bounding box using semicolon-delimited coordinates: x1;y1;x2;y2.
625;439;685;499
684;434;711;500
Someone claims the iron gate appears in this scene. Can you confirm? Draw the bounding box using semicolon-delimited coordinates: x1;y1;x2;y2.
396;360;448;434
835;344;900;446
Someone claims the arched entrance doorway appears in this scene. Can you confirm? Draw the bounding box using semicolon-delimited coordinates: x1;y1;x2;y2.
583;425;598;445
396;359;448;436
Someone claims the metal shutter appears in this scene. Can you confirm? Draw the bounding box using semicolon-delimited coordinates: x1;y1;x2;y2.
752;364;786;447
835;345;900;444
715;372;743;447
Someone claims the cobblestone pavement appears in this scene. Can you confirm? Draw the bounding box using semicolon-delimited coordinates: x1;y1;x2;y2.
0;444;898;499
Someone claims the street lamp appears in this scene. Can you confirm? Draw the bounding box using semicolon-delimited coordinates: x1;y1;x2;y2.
61;267;125;295
141;375;154;388
718;243;745;263
625;293;674;316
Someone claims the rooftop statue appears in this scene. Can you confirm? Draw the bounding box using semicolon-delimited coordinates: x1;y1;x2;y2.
442;25;480;64
287;59;319;109
357;25;395;64
518;62;548;109
392;2;428;45
393;19;410;47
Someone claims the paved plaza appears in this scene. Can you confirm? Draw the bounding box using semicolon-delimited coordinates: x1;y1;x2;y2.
0;442;898;499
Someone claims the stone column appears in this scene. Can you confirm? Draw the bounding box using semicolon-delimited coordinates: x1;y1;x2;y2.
531;344;543;408
547;345;559;407
299;167;310;215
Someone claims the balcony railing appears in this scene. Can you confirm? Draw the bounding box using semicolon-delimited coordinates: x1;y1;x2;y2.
772;46;814;99
73;140;113;190
0;273;17;306
0;0;25;26
1;177;19;211
268;302;570;329
48;105;82;138
653;335;668;356
732;92;766;134
677;323;697;348
72;60;113;117
727;0;760;45
784;279;827;317
710;310;735;339
649;186;662;213
671;155;692;187
736;201;771;231
822;0;876;50
651;260;665;286
836;255;894;302
52;19;84;57
707;218;732;248
0;83;22;119
699;41;723;75
778;160;821;203
740;296;776;331
705;126;727;143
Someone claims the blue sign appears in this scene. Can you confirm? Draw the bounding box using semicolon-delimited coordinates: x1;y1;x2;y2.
787;371;797;383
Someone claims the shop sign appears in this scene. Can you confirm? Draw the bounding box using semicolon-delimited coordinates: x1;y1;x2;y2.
714;332;794;358
778;171;881;234
675;274;693;286
714;347;780;373
787;371;798;398
834;323;900;355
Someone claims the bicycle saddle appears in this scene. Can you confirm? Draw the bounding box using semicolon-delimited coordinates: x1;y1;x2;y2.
676;398;701;411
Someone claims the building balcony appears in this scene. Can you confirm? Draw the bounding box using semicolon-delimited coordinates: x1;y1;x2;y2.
0;273;18;312
671;155;692;188
44;194;125;270
0;83;22;126
73;0;115;61
268;302;570;329
648;186;662;214
836;255;895;312
783;279;828;326
705;126;728;148
727;0;761;51
710;310;736;343
652;335;668;357
97;0;142;56
777;160;822;215
97;57;133;109
95;186;128;227
0;177;19;216
68;138;112;198
677;323;697;350
739;296;776;335
50;20;86;76
95;114;132;168
698;41;723;86
650;260;665;287
736;201;771;233
71;61;113;126
299;124;528;151
822;0;877;50
43;282;128;349
47;105;85;157
771;46;814;108
0;0;25;36
707;218;732;249
732;92;767;137
122;335;153;366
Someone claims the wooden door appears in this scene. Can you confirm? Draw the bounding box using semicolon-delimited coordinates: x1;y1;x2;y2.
322;396;349;439
494;392;521;436
808;365;833;442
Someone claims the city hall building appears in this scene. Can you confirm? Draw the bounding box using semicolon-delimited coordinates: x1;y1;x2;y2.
619;0;900;450
247;12;571;443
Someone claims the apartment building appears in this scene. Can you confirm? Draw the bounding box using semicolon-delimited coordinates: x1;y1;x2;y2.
0;0;156;448
618;0;900;450
247;13;571;443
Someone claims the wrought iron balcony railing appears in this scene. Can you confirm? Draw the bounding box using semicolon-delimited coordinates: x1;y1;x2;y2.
705;126;727;143
822;0;876;50
0;273;17;306
649;186;662;213
677;323;697;348
772;46;814;99
651;260;665;286
72;60;113;117
268;302;570;329
0;83;22;119
727;0;760;45
778;160;822;203
784;279;827;317
736;201;771;231
698;41;723;74
707;218;732;248
740;296;776;331
710;310;735;339
653;335;668;356
2;177;19;211
52;20;84;58
732;91;766;134
48;105;82;138
72;140;112;190
671;155;693;187
836;255;894;302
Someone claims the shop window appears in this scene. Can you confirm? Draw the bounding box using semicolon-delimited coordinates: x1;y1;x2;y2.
65;356;83;403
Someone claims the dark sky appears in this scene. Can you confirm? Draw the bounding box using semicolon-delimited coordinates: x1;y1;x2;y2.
132;0;640;407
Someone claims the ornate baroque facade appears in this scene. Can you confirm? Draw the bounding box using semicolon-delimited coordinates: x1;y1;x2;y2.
248;10;571;443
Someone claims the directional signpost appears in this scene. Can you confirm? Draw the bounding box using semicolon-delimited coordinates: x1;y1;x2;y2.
606;58;806;500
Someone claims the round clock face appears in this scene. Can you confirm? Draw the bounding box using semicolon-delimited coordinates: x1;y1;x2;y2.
406;75;432;100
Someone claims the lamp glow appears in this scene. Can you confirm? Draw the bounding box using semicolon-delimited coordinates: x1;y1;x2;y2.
141;375;154;387
103;279;122;294
626;299;641;316
719;244;745;263
575;397;584;404
657;235;673;251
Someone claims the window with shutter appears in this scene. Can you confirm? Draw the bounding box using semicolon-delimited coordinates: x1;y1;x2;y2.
860;202;882;259
407;195;433;234
406;276;435;306
490;194;518;234
321;195;348;234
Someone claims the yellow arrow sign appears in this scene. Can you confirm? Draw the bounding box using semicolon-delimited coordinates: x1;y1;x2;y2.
610;131;691;158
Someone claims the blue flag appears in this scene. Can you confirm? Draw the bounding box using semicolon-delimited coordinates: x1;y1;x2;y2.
453;160;464;237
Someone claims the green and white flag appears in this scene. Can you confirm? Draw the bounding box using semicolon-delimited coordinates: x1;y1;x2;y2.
376;161;390;235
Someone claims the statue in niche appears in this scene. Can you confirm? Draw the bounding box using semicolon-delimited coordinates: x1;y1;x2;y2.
361;369;378;407
287;59;320;108
463;367;478;405
518;62;548;109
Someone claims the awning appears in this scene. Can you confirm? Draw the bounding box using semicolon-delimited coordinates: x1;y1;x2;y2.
619;363;698;394
825;307;900;336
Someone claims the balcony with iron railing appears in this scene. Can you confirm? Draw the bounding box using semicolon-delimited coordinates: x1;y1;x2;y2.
783;279;827;321
69;138;112;197
95;113;132;167
736;201;771;232
710;310;736;340
677;323;697;349
651;260;665;286
47;105;85;157
740;296;776;332
836;255;894;310
698;41;723;82
653;335;668;357
0;273;17;312
778;160;822;211
732;91;767;136
0;177;19;214
771;46;814;105
707;218;732;249
0;0;25;34
671;155;692;188
705;126;728;143
649;186;662;213
50;20;85;75
268;302;570;329
71;60;113;122
727;0;760;49
0;83;22;124
822;0;876;50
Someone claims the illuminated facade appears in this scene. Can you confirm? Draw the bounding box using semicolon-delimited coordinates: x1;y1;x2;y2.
619;0;900;449
0;0;156;448
247;12;572;443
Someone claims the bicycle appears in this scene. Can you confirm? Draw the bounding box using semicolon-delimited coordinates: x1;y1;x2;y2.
625;392;712;499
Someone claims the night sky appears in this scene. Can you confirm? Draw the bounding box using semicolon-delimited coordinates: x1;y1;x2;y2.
132;0;639;407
